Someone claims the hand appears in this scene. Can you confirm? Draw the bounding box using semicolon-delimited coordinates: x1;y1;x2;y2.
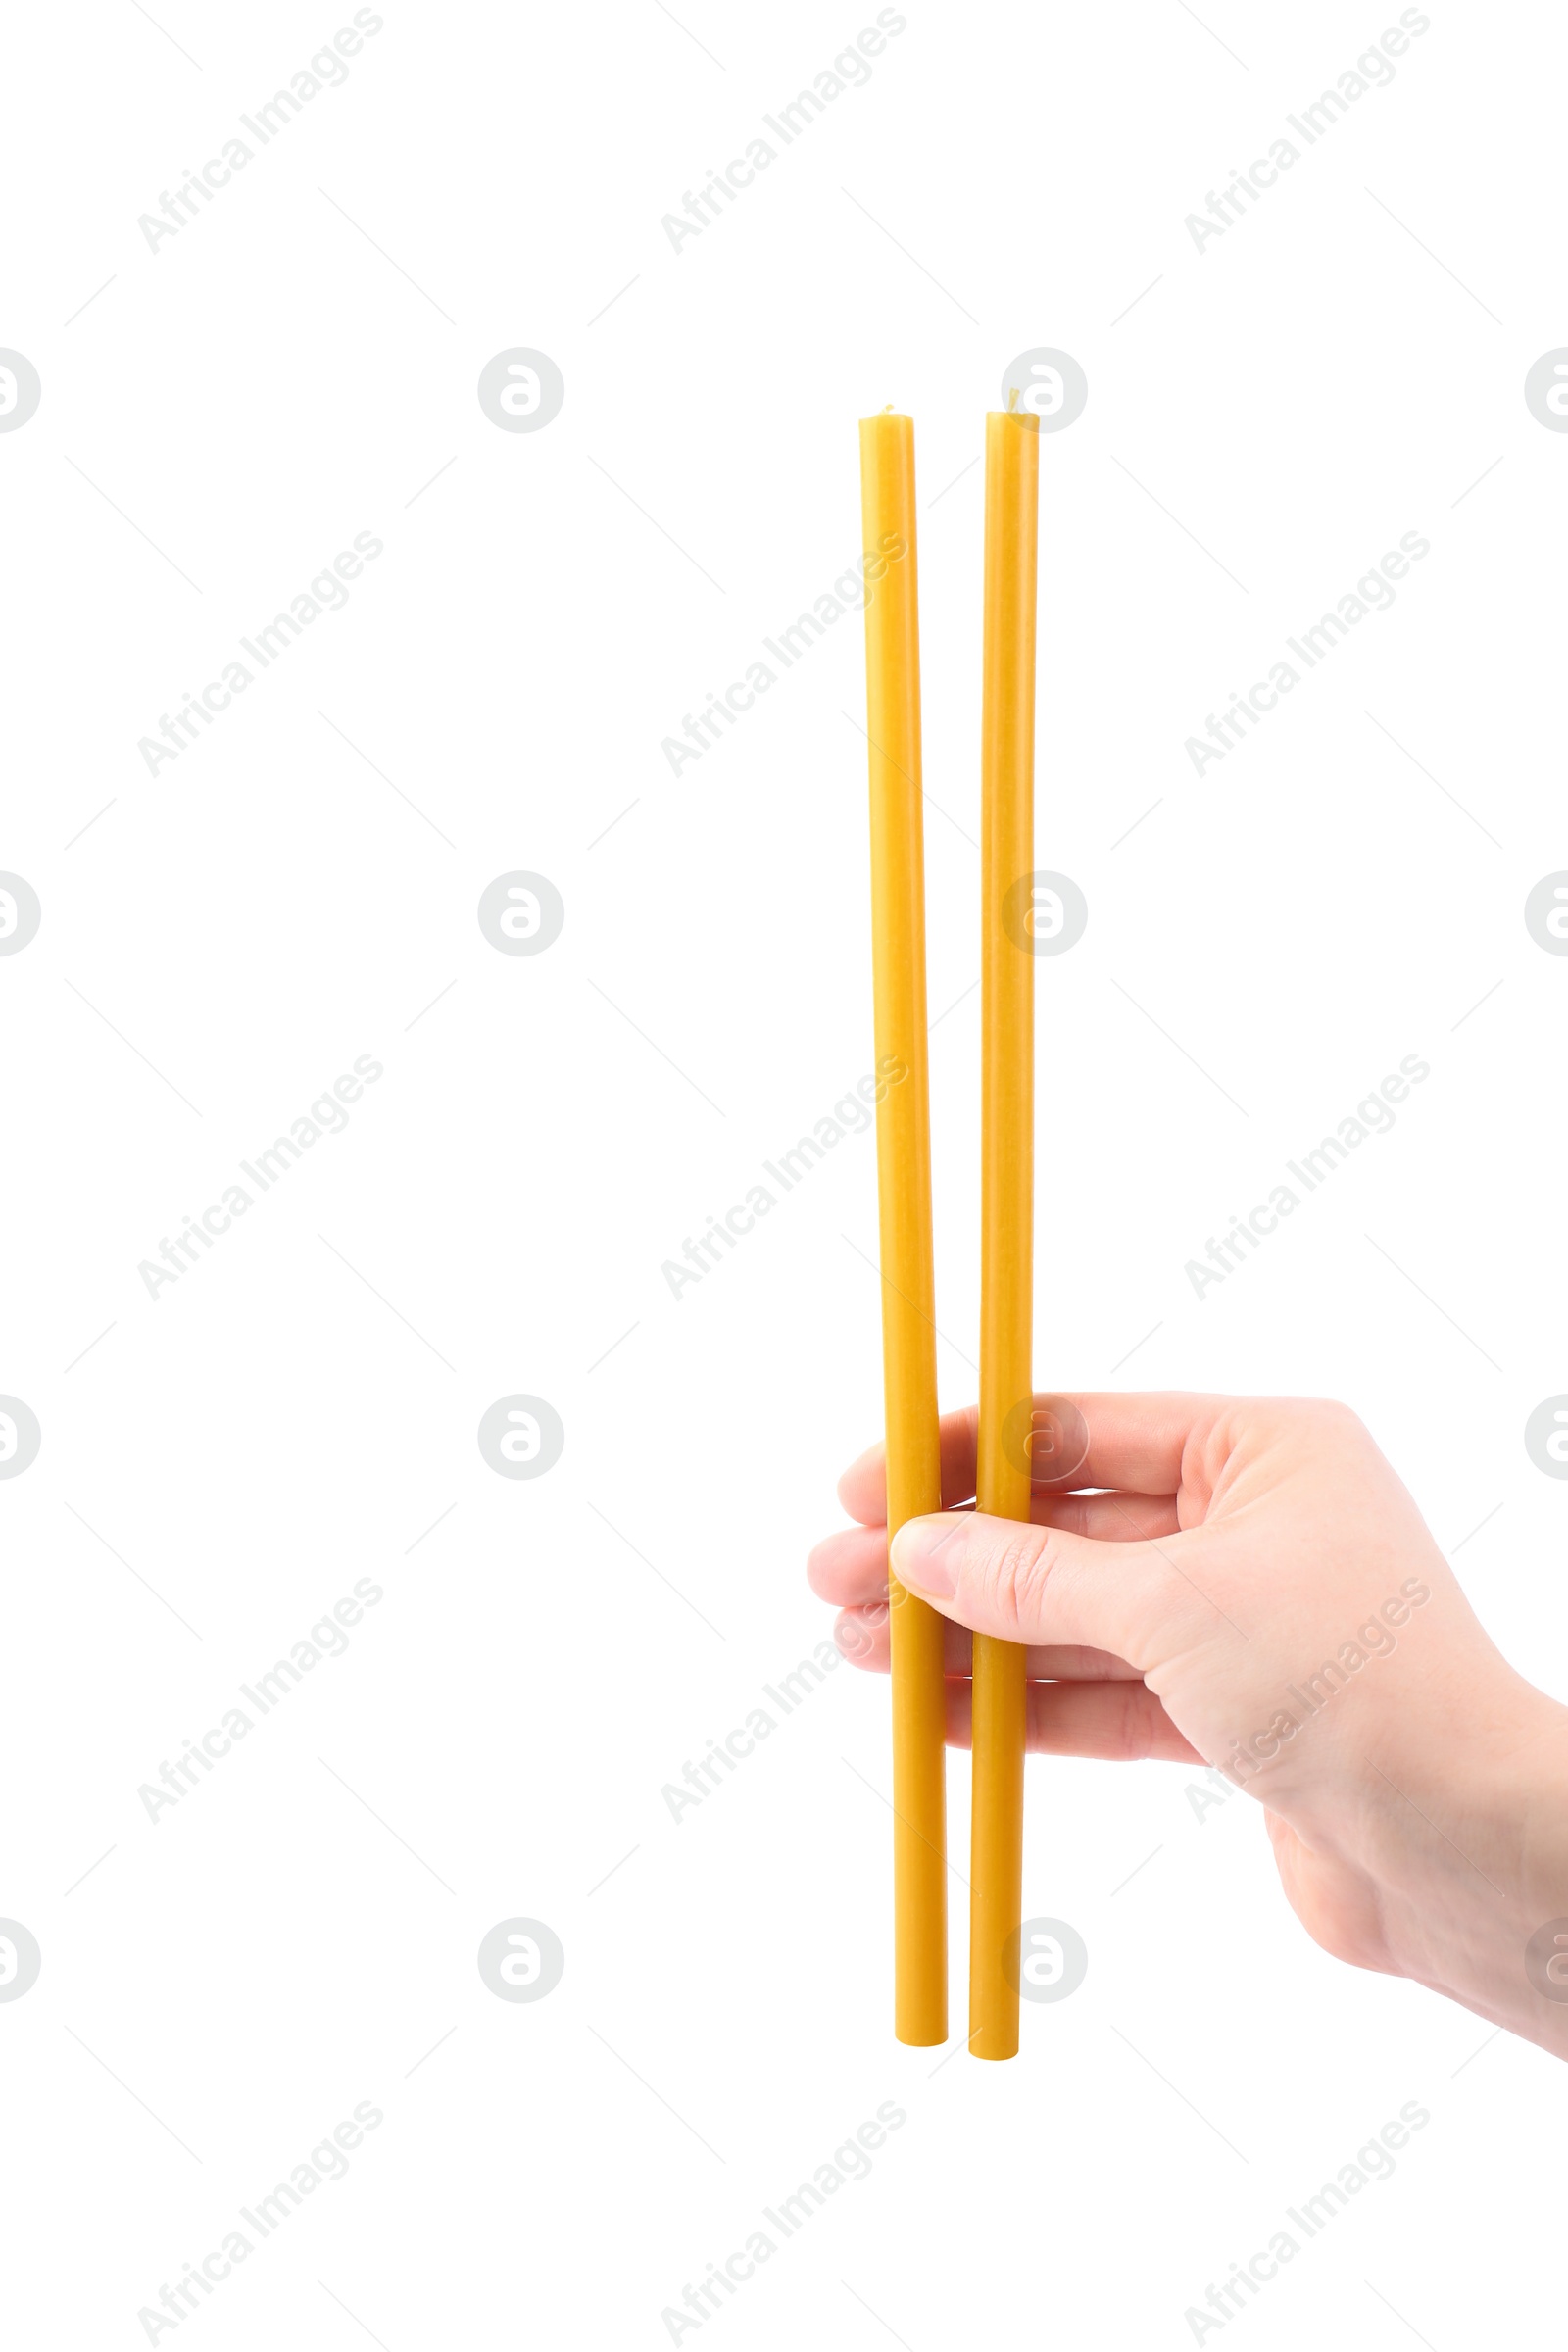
808;1392;1568;2057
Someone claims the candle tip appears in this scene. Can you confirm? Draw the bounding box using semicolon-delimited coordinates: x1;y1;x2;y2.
1005;385;1020;415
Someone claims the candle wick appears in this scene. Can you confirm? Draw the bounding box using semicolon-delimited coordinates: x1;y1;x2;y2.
1005;386;1021;415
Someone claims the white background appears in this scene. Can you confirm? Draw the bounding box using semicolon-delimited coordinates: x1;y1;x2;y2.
3;0;1566;2344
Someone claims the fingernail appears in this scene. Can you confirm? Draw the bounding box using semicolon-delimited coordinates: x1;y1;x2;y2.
892;1516;958;1597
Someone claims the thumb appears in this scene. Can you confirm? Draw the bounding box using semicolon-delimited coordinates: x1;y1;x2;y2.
890;1508;1215;1669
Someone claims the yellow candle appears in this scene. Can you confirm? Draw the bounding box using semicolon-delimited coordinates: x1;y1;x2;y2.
858;409;948;2047
971;404;1039;2063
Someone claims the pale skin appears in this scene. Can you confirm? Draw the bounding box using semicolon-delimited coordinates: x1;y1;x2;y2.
807;1393;1568;2060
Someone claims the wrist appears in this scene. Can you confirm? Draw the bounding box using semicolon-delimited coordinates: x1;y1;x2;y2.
1345;1672;1568;2053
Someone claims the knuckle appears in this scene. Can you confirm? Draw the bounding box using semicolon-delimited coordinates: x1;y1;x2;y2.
974;1523;1057;1637
1284;1395;1365;1442
1299;1394;1359;1431
1115;1680;1154;1762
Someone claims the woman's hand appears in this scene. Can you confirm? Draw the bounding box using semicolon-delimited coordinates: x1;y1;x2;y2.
808;1392;1568;2057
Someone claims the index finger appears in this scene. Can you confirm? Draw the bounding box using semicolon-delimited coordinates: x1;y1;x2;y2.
837;1392;1226;1526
